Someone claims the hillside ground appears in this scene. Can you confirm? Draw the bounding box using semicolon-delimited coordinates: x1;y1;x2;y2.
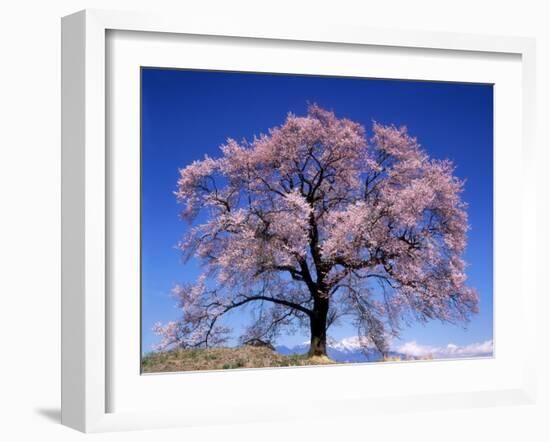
141;345;334;373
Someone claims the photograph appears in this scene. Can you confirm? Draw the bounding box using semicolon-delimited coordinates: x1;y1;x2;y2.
140;68;493;373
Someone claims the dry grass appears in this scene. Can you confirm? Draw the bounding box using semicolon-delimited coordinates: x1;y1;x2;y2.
141;345;335;373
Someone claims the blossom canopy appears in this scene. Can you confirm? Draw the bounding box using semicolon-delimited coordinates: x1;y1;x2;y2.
154;104;479;356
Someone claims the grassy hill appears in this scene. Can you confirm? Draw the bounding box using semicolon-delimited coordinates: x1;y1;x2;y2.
141;345;334;373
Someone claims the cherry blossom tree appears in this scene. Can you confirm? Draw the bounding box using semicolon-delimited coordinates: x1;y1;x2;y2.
153;104;479;357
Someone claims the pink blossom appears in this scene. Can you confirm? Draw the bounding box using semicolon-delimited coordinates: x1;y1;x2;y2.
154;105;479;356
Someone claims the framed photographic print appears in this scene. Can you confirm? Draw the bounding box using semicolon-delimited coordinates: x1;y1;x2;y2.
61;9;537;433
140;69;493;373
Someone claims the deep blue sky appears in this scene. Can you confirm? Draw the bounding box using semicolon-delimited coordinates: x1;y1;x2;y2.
141;68;493;353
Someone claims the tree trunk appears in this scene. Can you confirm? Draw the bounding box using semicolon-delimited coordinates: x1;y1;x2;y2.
308;297;329;357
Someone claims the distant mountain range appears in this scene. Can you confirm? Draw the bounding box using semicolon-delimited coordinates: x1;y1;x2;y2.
275;336;493;363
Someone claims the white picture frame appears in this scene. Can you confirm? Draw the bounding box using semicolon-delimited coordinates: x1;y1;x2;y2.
61;9;537;433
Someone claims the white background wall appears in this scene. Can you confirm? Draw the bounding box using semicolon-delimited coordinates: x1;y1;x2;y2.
0;1;547;441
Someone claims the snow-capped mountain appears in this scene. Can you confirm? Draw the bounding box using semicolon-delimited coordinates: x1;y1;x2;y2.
275;336;493;363
276;337;393;362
